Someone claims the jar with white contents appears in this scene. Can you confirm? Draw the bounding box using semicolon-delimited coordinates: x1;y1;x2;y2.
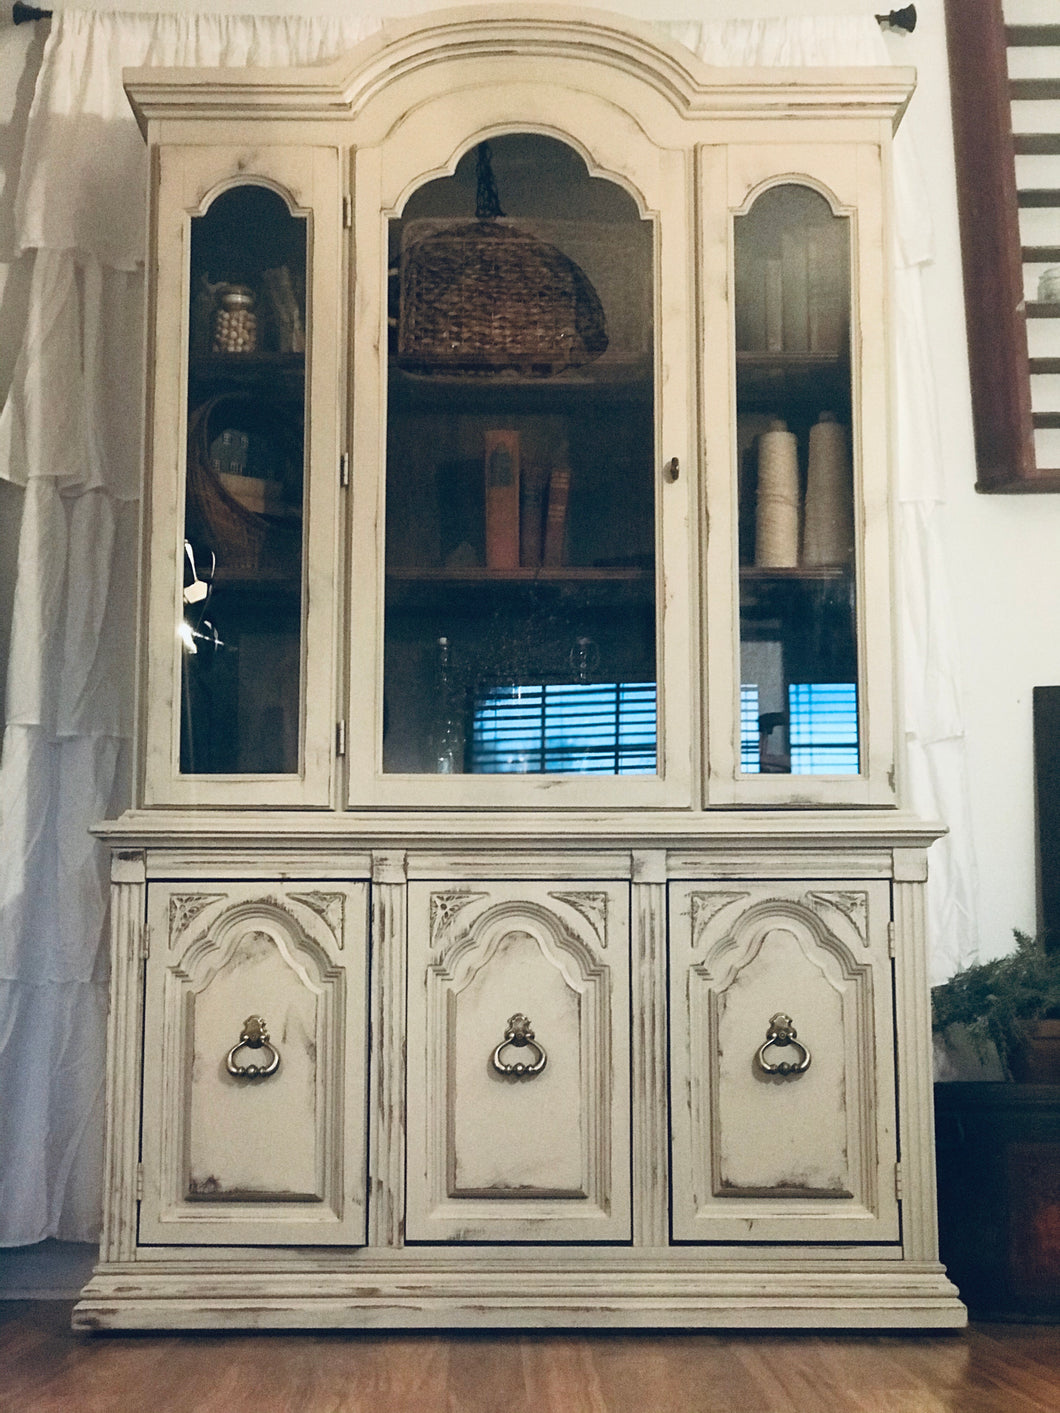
212;285;258;353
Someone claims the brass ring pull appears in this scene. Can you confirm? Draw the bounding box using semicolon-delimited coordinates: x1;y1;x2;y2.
491;1013;547;1078
755;1012;811;1077
226;1015;281;1080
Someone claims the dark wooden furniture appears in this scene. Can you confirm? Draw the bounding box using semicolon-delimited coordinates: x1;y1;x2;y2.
943;0;1060;491
935;1082;1060;1320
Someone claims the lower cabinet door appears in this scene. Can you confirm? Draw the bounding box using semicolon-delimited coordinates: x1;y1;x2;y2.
406;881;631;1242
140;882;368;1245
669;882;899;1242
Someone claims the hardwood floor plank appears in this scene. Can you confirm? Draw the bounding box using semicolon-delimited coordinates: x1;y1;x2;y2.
2;1304;1060;1413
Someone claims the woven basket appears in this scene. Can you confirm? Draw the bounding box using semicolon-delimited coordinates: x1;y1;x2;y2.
185;395;302;575
398;218;608;376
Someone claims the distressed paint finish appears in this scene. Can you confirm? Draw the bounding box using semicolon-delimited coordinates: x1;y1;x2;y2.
99;856;148;1265
892;865;943;1264
369;851;409;1249
630;852;669;1247
79;8;967;1333
669;881;899;1243
406;880;631;1242
140;144;343;811
140;882;369;1245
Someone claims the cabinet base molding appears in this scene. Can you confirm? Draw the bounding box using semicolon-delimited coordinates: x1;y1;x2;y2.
74;1262;965;1331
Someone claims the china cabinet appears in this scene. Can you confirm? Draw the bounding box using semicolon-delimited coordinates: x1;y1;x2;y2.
75;6;965;1330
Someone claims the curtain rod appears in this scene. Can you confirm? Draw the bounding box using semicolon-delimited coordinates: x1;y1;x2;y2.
12;3;918;30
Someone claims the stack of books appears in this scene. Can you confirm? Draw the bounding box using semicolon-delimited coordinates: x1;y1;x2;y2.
484;429;572;569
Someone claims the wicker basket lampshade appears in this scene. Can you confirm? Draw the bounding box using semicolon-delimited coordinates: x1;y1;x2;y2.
397;144;609;377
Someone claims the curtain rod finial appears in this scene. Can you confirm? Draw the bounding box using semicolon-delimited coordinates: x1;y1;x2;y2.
876;6;917;33
12;3;53;23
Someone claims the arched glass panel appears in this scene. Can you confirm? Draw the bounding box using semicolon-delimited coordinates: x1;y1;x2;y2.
383;134;656;776
733;183;858;776
180;184;308;775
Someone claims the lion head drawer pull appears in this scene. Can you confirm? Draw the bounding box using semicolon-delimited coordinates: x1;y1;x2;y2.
491;1013;547;1078
226;1015;281;1080
755;1012;811;1077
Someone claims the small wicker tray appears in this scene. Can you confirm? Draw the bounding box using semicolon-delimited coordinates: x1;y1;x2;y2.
185;395;302;575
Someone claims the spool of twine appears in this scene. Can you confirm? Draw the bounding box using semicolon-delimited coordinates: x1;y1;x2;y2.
802;412;853;566
755;419;800;568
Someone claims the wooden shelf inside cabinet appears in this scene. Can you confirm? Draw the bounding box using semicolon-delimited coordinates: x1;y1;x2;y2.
740;565;850;582
735;352;849;414
386;564;654;609
739;564;855;622
208;566;302;606
190;352;306;394
389;357;653;409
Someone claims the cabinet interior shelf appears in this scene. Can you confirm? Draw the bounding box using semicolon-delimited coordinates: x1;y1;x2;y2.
385;564;654;610
389;358;653;408
190;352;306;391
735;351;849;412
739;565;850;581
387;566;649;582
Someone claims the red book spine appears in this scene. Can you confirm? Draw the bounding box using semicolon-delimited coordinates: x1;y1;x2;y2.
484;429;520;570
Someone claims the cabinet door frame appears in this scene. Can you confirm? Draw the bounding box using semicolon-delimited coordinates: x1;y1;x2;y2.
140;144;344;809
346;70;698;810
405;879;632;1242
140;880;368;1246
669;878;900;1243
701;140;898;807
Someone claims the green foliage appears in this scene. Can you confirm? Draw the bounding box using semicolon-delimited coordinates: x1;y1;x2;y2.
931;931;1060;1075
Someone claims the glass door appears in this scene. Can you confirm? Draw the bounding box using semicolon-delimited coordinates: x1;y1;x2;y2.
732;183;859;780
360;131;693;806
701;145;897;807
180;182;308;777
142;147;343;808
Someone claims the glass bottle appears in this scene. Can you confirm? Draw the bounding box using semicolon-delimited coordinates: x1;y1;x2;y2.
433;636;463;773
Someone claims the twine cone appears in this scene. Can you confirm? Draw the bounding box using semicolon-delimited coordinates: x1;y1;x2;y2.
755;419;800;568
802;411;853;566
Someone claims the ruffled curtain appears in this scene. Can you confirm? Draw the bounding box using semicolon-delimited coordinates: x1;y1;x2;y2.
0;8;976;1245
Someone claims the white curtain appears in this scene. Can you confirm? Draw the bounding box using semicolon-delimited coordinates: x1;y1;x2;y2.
0;7;976;1245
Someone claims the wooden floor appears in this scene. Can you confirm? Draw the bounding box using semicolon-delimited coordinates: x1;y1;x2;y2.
2;1304;1059;1413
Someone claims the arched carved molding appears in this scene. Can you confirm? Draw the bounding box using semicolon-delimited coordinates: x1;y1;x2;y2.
388;121;655;224
170;896;341;997
693;895;872;996
190;173;312;223
429;896;607;999
733;172;855;223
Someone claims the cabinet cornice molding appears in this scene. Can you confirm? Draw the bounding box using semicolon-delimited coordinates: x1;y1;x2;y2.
124;5;915;137
95;807;945;857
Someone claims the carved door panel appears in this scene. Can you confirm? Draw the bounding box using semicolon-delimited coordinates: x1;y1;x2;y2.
406;881;630;1242
140;882;368;1245
669;882;899;1242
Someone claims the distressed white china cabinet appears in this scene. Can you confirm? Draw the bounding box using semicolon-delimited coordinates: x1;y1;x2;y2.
75;6;966;1330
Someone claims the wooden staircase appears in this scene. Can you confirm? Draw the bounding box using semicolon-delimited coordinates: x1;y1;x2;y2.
946;0;1060;490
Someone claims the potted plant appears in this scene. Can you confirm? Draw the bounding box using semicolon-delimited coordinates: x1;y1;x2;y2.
932;930;1060;1081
